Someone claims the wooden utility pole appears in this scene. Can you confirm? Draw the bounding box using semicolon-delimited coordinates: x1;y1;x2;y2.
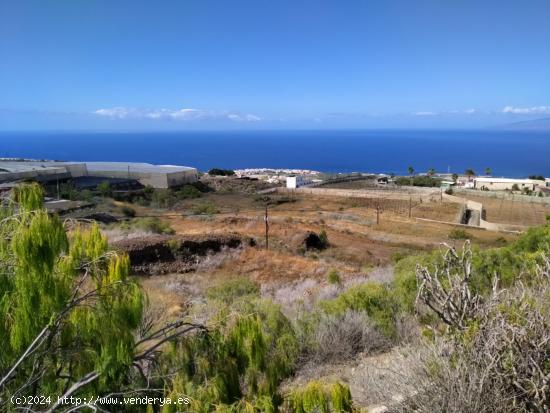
408;196;412;218
376;200;380;225
264;203;269;250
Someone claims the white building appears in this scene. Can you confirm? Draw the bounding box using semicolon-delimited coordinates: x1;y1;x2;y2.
474;177;545;191
286;175;312;189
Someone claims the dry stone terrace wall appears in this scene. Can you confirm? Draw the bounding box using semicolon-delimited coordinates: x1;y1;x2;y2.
454;188;550;205
111;233;247;275
277;186;441;202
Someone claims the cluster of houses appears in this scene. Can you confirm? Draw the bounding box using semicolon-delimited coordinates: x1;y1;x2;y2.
284;170;550;196
446;176;550;196
235;168;320;185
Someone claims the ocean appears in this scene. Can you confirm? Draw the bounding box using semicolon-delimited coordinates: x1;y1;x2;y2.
0;129;549;177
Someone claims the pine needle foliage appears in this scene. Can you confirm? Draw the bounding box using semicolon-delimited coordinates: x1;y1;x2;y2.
12;182;44;212
0;184;144;404
162;299;299;412
284;381;355;413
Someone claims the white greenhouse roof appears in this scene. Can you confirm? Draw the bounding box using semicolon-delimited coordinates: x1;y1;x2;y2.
82;162;195;174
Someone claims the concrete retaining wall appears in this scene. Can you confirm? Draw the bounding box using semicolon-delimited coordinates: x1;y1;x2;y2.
443;193;526;232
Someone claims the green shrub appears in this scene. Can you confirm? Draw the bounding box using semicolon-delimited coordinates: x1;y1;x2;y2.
208;168;236;176
79;189;94;202
395;176;442;187
0;184;144;402
392;257;419;314
192;202;219;215
117;217;175;234
449;228;472;240
151;189;173;208
511;225;550;253
97;181;112;197
207;277;260;305
134;197;149;207
120;205;136;217
163;299;299;412
391;227;550;316
391;249;412;263
59;182;79;200
139;217;174;234
176;184;203;199
166;239;181;256
320;282;398;338
327;269;341;285
319;230;329;248
285;381;355;413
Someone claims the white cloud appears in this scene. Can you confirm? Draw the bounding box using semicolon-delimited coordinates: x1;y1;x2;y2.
502;105;550;115
93;107;262;122
415;109;478;116
414;111;438;116
225;112;262;122
93;107;135;119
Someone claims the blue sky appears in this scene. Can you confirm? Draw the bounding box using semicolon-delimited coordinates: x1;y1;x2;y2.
1;0;549;130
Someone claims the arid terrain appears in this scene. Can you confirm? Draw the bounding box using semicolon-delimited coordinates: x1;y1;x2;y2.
459;193;550;226
72;176;538;410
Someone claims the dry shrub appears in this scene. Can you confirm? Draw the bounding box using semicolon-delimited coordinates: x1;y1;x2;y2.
310;310;389;363
365;265;395;284
394;314;420;344
386;341;515;413
354;340;514;413
353;345;425;408
264;278;346;317
102;228;153;242
404;245;550;413
194;245;243;272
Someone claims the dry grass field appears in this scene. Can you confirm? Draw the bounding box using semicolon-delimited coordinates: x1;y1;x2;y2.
106;181;540;410
106;184;529;328
462;194;550;226
131;189;518;306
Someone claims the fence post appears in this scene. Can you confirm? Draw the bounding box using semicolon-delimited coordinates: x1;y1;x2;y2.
264;203;269;250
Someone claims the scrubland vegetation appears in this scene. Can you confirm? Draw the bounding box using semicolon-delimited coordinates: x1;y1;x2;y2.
208;168;236;176
113;216;176;235
2;182;550;412
394;176;441;187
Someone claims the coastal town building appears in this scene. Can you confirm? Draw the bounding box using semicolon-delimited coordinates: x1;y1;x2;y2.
440;180;456;190
0;160;198;189
473;177;545;192
286;175;312;189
